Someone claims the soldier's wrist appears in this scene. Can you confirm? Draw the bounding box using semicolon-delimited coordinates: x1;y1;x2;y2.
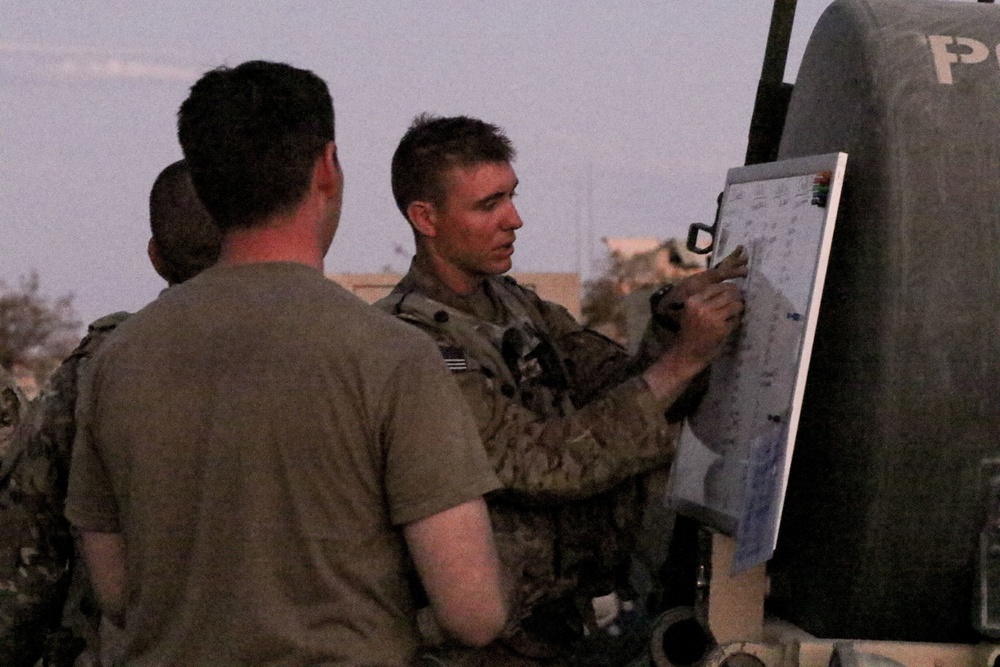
649;284;682;332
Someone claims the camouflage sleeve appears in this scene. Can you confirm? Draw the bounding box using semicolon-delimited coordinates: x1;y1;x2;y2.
453;358;680;507
0;367;27;464
528;289;639;397
532;291;707;415
0;315;126;666
422;288;678;505
625;318;711;422
550;300;709;424
530;286;675;396
0;356;82;665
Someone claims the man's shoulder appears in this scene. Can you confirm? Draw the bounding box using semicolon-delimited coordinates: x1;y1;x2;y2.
298;282;444;364
87;311;130;332
0;309;132;476
490;275;569;315
487;275;584;338
369;294;459;360
374;283;481;336
76;311;131;354
374;279;512;378
23;309;132;419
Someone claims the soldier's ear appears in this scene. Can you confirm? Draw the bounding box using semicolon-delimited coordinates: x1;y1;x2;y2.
148;238;171;284
314;142;340;199
407;201;438;238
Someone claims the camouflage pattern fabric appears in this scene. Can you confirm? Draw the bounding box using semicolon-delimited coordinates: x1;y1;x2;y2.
377;266;682;665
0;312;128;667
0;366;28;461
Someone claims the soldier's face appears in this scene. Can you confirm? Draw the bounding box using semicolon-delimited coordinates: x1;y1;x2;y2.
428;161;523;293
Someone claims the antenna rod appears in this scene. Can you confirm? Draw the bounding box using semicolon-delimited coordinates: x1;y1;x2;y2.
745;0;798;165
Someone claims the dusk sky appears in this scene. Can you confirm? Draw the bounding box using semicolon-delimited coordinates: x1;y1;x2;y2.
2;1;841;327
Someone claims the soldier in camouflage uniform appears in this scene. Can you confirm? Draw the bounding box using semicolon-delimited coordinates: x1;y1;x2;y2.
0;160;220;667
377;115;747;665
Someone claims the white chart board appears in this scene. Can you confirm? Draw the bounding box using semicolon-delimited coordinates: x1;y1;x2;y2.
666;152;847;573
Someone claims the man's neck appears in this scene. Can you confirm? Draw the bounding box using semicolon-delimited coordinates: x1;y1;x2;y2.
406;254;505;321
413;250;485;296
220;214;325;271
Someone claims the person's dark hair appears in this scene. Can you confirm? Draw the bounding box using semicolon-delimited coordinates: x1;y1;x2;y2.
391;114;515;218
149;160;222;284
177;60;334;231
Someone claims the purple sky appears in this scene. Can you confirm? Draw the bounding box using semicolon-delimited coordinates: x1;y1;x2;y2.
1;0;844;327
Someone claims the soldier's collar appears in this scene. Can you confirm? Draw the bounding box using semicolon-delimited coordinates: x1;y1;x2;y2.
404;258;500;322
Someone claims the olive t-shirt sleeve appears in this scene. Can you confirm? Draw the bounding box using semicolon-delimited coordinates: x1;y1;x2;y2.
65;357;120;533
383;335;500;526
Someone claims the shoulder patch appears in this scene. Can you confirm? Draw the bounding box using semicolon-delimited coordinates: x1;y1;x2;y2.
439;345;468;372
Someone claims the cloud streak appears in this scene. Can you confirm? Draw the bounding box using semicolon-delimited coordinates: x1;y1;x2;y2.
43;58;198;82
0;39;200;82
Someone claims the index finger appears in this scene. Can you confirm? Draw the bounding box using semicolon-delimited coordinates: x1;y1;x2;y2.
709;246;749;280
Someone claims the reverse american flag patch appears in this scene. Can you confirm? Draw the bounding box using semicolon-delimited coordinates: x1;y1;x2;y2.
439;346;468;372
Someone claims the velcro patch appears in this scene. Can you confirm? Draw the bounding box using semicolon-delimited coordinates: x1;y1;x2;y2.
439;346;468;372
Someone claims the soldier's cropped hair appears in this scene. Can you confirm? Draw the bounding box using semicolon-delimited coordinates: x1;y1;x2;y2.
177;60;335;231
149;160;222;285
391;114;515;218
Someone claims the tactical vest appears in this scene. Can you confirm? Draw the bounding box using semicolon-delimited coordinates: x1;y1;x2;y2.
378;276;577;421
378;277;646;655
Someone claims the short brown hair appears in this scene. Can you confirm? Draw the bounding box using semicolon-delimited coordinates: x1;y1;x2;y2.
391;114;515;219
149;160;221;284
178;61;335;231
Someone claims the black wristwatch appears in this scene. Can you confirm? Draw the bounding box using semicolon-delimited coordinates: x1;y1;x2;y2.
649;283;681;332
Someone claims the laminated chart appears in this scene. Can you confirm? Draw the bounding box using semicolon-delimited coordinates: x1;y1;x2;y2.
667;153;847;572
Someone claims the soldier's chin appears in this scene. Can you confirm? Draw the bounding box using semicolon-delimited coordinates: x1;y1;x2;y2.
484;258;513;275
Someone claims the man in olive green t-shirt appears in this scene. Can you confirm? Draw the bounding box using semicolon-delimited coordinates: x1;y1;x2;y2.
66;61;507;666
